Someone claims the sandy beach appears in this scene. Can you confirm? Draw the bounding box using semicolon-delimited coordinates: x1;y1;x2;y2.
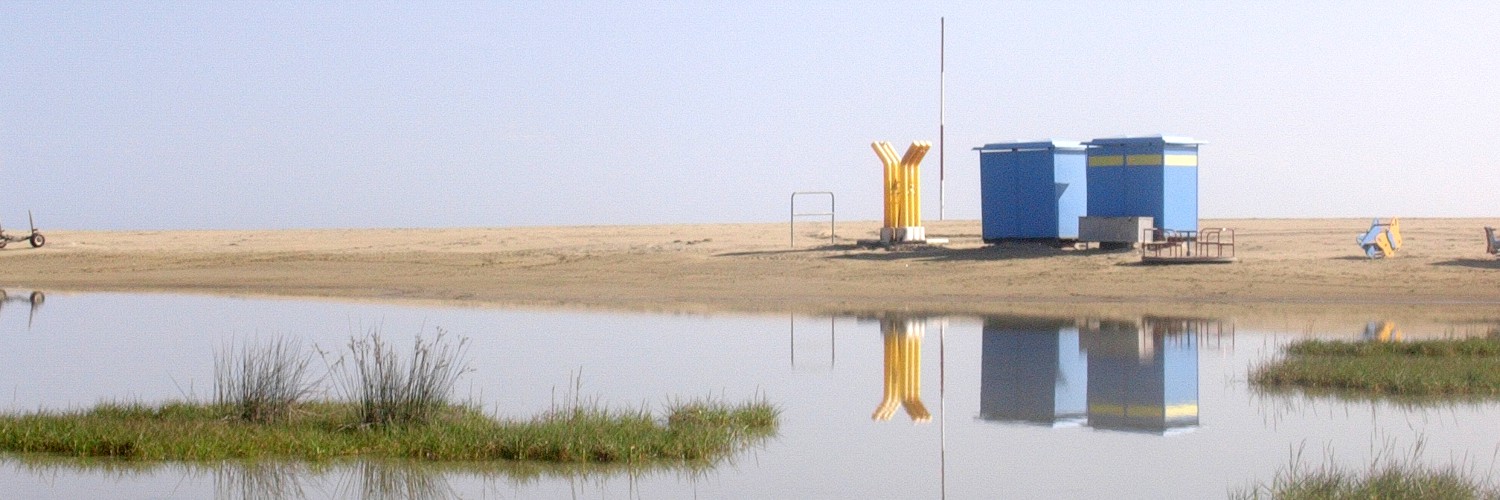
2;218;1499;332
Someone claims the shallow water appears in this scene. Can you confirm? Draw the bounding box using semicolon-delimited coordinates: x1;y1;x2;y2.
2;291;1499;499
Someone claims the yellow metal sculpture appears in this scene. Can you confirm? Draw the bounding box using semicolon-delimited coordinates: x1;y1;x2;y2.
872;316;930;423
872;141;931;243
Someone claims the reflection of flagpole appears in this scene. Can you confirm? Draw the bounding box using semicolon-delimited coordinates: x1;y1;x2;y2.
939;318;947;500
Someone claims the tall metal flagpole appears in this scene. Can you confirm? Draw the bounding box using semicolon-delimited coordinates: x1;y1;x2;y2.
939;17;946;221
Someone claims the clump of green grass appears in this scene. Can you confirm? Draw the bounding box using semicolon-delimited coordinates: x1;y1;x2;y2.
485;397;780;463
327;328;472;427
1234;443;1500;499
1284;337;1500;358
1251;337;1500;397
1237;463;1498;499
214;336;320;423
0;330;778;465
0;397;778;464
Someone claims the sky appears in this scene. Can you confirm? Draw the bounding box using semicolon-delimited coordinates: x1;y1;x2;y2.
3;1;1498;230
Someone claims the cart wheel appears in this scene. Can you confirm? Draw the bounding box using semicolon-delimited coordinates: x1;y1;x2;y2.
29;233;44;248
0;239;8;249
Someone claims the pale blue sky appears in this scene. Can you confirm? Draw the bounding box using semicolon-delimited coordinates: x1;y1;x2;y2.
3;1;1497;230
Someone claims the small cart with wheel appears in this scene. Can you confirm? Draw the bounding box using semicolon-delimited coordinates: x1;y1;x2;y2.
0;211;45;249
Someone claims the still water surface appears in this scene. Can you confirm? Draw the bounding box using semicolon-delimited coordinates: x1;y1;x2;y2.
2;291;1499;499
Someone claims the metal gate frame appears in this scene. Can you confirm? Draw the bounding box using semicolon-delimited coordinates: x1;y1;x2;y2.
789;191;836;247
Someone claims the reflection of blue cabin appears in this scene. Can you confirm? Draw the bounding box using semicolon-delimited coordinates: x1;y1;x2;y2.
980;317;1087;426
1081;320;1199;435
976;140;1088;242
1084;136;1203;232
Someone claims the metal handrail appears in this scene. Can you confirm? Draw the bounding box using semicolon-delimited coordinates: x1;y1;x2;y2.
1141;227;1235;259
790;191;836;247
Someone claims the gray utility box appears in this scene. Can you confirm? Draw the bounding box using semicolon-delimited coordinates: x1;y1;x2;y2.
1079;216;1154;244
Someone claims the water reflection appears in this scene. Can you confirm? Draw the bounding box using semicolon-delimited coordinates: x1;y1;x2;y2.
872;315;931;422
214;461;313;500
9;291;1500;498
0;289;44;328
334;461;456;500
4;456;725;500
979;316;1086;427
980;316;1227;435
1362;320;1402;342
788;314;836;371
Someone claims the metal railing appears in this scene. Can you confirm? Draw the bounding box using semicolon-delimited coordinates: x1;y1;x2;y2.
790;191;835;247
1140;228;1235;260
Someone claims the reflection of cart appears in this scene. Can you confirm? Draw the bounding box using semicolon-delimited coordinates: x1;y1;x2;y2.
0;289;46;328
0;211;44;249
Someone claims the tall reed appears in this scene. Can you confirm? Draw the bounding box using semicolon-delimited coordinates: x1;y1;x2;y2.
329;328;472;426
214;336;319;423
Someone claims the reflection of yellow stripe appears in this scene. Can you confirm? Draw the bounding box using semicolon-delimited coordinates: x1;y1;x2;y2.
1164;404;1198;418
1088;155;1124;167
1126;154;1162;166
1164;154;1197;167
1089;403;1199;418
1090;403;1125;416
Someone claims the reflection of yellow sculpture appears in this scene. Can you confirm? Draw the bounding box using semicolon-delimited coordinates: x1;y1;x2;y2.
1363;321;1402;342
873;317;930;422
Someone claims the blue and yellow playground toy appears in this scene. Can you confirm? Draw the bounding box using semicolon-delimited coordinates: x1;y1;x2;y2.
1357;218;1403;259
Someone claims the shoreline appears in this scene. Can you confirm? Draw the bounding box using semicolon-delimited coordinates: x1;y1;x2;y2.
3;218;1499;332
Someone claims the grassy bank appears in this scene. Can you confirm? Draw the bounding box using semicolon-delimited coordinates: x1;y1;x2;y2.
0;398;777;463
1250;337;1500;397
1235;461;1500;499
1234;442;1500;500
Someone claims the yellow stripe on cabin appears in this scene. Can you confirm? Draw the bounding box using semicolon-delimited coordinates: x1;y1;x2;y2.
1164;154;1198;167
1088;155;1124;167
1098;154;1197;167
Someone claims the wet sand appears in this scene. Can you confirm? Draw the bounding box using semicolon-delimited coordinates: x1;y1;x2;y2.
2;218;1499;333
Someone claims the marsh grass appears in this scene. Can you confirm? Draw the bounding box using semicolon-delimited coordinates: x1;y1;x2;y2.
1234;441;1500;499
327;328;473;427
0;397;778;464
1251;337;1500;397
495;395;780;463
214;336;320;424
1;330;778;465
